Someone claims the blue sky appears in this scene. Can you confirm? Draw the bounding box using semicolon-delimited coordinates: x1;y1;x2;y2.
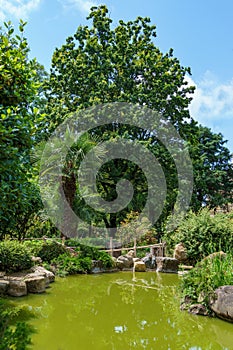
1;0;233;152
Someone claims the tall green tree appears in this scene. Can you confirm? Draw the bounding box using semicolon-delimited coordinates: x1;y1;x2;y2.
0;21;44;239
43;5;195;235
45;5;194;131
189;125;233;211
43;5;232;237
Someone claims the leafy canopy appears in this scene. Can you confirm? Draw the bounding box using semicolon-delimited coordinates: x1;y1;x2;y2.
0;21;43;239
41;6;233;239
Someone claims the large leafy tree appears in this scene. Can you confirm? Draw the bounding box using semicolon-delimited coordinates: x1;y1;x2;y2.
45;6;194;130
0;21;43;239
43;6;195;236
189;125;233;211
43;5;232;237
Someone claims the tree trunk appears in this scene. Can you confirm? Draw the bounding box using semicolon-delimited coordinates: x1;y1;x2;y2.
60;163;77;238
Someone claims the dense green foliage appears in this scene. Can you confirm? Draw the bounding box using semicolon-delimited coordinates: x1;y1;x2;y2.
41;5;233;237
0;21;43;240
42;5;197;235
22;239;114;274
164;209;233;264
43;239;114;275
35;241;67;263
22;213;60;239
0;241;33;272
0;298;34;350
65;239;114;268
188;126;233;211
51;254;93;275
45;6;194;129
180;254;233;311
116;211;157;245
22;239;45;256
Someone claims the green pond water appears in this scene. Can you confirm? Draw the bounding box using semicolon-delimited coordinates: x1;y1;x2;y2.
14;272;233;350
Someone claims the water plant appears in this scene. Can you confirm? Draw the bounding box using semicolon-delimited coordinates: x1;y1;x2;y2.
180;253;233;310
0;298;34;350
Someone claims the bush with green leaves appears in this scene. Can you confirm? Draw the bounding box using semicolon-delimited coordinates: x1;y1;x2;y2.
0;298;34;350
65;239;114;268
51;254;92;275
0;241;33;272
180;254;233;311
96;250;114;268
65;240;100;259
164;209;233;264
24;213;61;239
77;245;100;260
37;241;67;263
65;239;81;248
22;240;44;257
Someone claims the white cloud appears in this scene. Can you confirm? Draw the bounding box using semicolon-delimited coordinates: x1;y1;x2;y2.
0;0;41;20
60;0;98;15
186;72;233;151
187;72;233;124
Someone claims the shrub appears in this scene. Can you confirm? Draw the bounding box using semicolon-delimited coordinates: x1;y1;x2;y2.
22;240;44;257
116;211;155;245
65;239;114;268
97;251;114;268
164;209;233;264
37;241;67;263
65;238;81;248
78;245;114;268
65;237;107;248
180;254;233;310
24;213;60;238
78;257;93;272
51;254;92;275
0;241;33;272
78;244;100;260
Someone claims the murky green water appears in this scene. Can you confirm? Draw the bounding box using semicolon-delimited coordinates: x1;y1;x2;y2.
14;272;233;350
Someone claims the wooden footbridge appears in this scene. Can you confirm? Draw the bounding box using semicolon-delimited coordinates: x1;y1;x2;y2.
103;237;166;258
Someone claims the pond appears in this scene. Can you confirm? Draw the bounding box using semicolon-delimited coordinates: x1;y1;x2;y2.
14;272;233;350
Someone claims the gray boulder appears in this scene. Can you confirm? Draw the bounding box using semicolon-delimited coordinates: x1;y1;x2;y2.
209;285;233;322
142;254;156;269
0;280;9;295
134;261;146;272
91;260;103;274
8;280;27;297
173;243;188;263
31;256;43;264
116;255;134;269
1;266;55;297
25;275;46;294
116;260;125;270
156;257;179;273
127;250;136;258
180;295;195;311
188;303;209;316
31;266;55;286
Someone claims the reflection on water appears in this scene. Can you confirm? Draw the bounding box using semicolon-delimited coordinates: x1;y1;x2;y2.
14;272;233;350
